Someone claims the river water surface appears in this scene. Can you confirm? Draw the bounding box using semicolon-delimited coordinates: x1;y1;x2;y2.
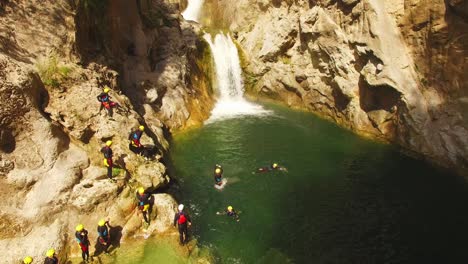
167;103;468;264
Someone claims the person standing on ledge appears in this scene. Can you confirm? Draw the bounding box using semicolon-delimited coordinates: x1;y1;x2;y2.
43;249;58;264
255;163;288;173
174;204;192;245
214;164;223;186
101;140;114;181
75;224;90;262
97;219;112;254
129;125;146;155
136;187;152;225
97;86;119;117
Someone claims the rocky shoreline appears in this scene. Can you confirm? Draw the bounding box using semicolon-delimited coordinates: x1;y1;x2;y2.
0;0;212;262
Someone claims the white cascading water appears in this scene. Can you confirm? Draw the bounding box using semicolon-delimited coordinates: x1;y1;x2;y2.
181;0;204;22
204;33;270;123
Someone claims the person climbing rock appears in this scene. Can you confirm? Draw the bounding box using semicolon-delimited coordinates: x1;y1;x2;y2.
255;163;287;173
174;204;192;245
97;219;111;254
129;125;145;155
43;249;58;264
216;206;240;222
23;256;33;264
97;86;119;117
136;187;152;225
75;224;90;262
214;164;223;186
101;140;114;181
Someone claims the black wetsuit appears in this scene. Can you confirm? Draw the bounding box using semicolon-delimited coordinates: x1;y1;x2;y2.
174;211;191;244
214;166;223;185
101;146;113;179
227;210;238;217
256;164;284;173
43;256;58;264
97;224;111;252
136;192;151;223
75;229;90;261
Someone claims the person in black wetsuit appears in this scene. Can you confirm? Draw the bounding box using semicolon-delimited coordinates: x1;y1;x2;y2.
255;163;287;173
44;249;58;264
214;164;223;185
97;219;111;254
174;204;192;245
101;140;114;181
75;224;90;262
216;206;240;222
136;187;152;224
129;125;145;155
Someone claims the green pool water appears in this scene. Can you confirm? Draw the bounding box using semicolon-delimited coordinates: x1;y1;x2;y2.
166;103;468;263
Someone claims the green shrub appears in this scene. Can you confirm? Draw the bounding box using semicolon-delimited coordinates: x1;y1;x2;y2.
36;56;73;88
112;168;123;177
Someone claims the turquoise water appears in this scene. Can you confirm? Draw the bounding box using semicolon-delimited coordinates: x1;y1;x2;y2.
168;103;468;263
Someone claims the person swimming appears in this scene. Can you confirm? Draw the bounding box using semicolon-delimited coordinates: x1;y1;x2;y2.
216;206;240;222
255;163;287;173
214;164;223;185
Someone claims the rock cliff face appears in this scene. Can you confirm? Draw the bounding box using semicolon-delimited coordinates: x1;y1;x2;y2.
0;0;212;262
76;0;214;131
209;0;468;174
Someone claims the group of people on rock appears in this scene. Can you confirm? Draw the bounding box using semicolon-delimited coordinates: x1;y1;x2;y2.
97;88;158;182
22;249;58;264
20;87;157;263
74;220;113;262
22;219;113;264
20;86;289;262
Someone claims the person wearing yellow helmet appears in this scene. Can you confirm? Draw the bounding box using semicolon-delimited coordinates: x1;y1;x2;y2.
136;188;152;225
216;205;240;222
128;125;146;155
101;141;115;181
255;162;287;173
23;256;33;264
75;224;90;262
97;86;120;117
97;218;112;254
214;164;223;186
44;249;58;264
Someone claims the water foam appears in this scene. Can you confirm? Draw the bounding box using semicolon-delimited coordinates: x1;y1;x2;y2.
181;0;204;22
204;33;271;123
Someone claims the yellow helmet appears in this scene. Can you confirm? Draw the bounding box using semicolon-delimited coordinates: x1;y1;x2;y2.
104;87;110;93
138;187;145;194
98;219;106;226
215;168;221;174
46;248;55;257
23;256;33;264
76;224;84;232
106;140;112;147
272;163;278;169
139;125;145;131
227;206;233;211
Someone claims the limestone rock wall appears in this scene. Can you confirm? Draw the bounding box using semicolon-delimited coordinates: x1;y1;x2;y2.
0;0;211;262
211;0;468;173
75;0;214;131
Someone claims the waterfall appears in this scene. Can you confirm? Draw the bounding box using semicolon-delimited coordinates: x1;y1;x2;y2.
182;0;204;22
204;33;270;123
